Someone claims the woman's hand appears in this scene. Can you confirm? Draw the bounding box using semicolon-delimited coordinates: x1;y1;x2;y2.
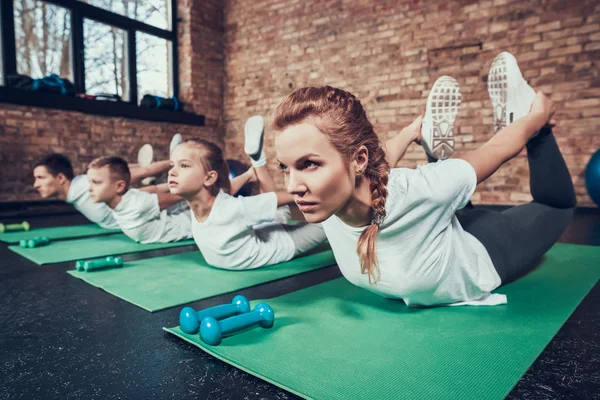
402;115;424;144
530;91;557;128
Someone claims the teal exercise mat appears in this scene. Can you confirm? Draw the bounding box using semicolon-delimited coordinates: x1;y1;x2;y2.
165;243;600;400
68;248;336;312
0;224;120;243
9;234;195;265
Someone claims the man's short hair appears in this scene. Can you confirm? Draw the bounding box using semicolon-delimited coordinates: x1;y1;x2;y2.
88;156;131;190
33;153;75;180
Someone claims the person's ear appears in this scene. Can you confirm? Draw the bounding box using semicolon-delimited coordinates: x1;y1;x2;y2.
56;173;68;185
115;180;127;195
204;170;218;187
351;145;369;177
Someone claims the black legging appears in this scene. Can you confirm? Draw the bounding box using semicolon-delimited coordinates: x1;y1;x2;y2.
453;127;576;284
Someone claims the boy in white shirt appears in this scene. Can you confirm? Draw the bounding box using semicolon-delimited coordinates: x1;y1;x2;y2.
86;155;257;244
86;156;193;243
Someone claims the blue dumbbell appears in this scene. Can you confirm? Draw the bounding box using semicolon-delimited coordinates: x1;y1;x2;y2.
75;256;123;272
179;295;251;334
75;260;86;271
200;302;274;346
19;236;51;248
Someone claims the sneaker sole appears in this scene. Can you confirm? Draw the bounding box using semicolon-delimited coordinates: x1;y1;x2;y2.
244;116;265;159
423;76;461;160
137;144;154;167
488;53;512;134
488;52;533;134
170;133;183;154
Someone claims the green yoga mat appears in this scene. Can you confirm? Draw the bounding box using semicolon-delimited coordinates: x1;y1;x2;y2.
165;243;600;400
68;248;336;312
9;234;195;265
0;224;120;243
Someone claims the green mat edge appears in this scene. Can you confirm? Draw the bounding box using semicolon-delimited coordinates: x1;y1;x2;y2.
8;238;196;265
66;251;336;312
67;270;156;312
163;326;312;400
497;275;599;399
0;226;122;243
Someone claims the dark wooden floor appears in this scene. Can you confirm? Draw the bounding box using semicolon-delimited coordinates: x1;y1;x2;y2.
0;205;598;400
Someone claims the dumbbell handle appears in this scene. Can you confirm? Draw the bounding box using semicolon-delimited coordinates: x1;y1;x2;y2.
219;312;264;334
197;302;246;321
20;237;51;248
1;221;30;233
219;304;274;333
200;303;274;345
84;257;123;271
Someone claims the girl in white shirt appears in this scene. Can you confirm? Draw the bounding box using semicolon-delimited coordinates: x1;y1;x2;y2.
273;53;575;307
168;127;328;270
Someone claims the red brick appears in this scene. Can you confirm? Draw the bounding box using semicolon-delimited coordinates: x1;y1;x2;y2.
2;0;599;207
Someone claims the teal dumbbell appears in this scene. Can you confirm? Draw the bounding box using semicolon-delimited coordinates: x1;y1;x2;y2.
179;295;251;334
200;302;274;346
19;236;51;248
75;256;124;272
1;221;30;233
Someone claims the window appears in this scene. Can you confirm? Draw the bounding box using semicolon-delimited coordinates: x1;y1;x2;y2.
137;32;172;99
83;0;171;30
1;0;179;105
14;1;72;80
84;19;128;99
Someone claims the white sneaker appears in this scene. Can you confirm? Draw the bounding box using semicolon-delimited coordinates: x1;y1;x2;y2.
488;51;536;134
137;143;154;167
170;133;183;154
244;115;265;160
141;177;156;186
421;76;461;160
137;144;154;186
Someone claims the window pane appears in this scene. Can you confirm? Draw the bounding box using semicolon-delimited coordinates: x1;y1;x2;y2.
84;19;128;100
13;0;72;80
137;33;172;100
82;0;171;31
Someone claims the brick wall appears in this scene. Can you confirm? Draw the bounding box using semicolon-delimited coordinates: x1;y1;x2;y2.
0;0;225;202
222;0;600;206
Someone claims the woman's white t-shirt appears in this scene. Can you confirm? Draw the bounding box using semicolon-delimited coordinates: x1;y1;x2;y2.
322;159;505;307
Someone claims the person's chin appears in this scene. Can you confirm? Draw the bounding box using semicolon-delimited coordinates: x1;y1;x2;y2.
171;187;193;199
302;210;329;224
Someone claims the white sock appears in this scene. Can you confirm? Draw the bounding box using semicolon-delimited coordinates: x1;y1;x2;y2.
250;150;267;168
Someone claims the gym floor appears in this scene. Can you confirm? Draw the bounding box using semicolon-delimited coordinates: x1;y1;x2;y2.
0;205;598;399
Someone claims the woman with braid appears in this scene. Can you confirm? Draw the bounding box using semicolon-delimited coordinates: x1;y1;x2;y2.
274;52;576;306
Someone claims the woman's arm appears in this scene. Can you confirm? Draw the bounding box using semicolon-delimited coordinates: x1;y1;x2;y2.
230;167;256;195
461;91;555;184
384;116;423;166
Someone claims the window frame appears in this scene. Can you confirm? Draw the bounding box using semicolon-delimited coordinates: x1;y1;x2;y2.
0;0;204;126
